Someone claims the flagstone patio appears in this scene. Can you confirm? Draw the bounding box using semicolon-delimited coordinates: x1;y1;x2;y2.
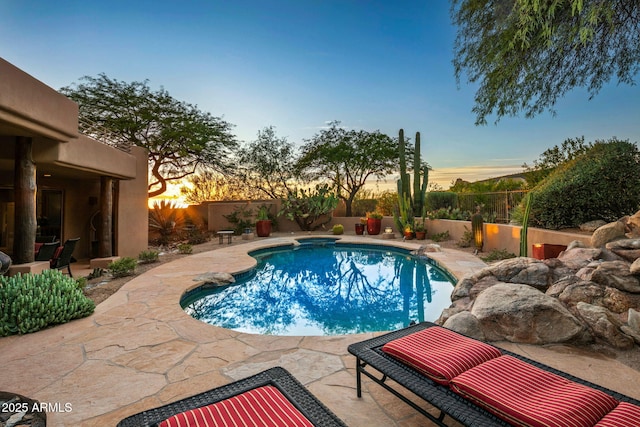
1;236;639;426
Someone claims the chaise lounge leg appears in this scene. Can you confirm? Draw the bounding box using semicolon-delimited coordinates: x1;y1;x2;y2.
356;357;448;426
356;357;363;398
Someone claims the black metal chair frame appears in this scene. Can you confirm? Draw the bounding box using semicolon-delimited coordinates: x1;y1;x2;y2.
117;367;347;427
35;241;59;261
50;238;79;277
35;235;57;243
348;322;640;427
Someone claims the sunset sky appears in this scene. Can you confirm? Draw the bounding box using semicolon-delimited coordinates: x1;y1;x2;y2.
2;0;638;193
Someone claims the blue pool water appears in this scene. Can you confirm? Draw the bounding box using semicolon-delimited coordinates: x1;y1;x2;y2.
181;241;455;336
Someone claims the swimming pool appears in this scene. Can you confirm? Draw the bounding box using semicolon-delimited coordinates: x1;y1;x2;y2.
181;240;455;336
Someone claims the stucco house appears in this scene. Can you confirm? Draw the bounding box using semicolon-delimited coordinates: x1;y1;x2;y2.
0;58;148;273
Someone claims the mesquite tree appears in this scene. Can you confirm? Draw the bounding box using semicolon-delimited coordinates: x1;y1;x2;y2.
61;74;237;197
452;0;640;124
297;122;399;217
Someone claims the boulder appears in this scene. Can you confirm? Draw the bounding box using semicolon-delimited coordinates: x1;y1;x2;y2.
450;275;475;301
468;276;502;300
589;261;640;293
450;269;493;301
471;283;587;344
557;248;603;270
556;281;606;309
566;240;587;250
620;326;640;345
602;287;640;314
442;311;485;341
192;272;235;286
606;238;640;262
591;220;627;248
484;257;552;290
606;238;640;250
626;210;640;237
580;220;607;232
628;308;640;332
575;302;634;349
546;275;582;298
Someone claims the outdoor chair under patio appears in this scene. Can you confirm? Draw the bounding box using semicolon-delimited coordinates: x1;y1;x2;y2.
117;367;347;427
34;241;59;261
349;321;640;427
49;237;79;277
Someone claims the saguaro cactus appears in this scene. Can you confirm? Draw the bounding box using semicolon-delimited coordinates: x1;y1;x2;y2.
394;129;429;231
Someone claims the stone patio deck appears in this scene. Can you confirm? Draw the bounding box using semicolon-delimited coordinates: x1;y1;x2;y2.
1;235;639;426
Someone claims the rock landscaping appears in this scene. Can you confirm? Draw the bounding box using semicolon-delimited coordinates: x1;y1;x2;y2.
439;212;640;352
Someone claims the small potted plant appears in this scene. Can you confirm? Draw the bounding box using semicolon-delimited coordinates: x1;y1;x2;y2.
355;217;366;235
415;220;426;240
366;212;383;235
403;224;414;240
255;205;272;237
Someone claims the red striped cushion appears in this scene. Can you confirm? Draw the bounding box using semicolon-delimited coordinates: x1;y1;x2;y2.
595;402;640;426
159;385;314;427
450;355;619;427
381;326;502;385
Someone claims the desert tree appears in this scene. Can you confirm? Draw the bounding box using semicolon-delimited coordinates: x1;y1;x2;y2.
452;0;640;124
236;126;301;199
60;74;237;197
297;122;399;216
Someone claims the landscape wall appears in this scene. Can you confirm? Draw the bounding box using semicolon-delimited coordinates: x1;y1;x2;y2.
203;203;591;256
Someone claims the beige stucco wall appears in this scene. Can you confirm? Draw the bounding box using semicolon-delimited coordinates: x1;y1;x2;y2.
116;146;149;257
0;58;78;141
425;219;591;256
33;135;137;179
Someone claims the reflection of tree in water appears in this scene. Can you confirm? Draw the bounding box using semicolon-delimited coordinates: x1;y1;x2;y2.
184;245;449;335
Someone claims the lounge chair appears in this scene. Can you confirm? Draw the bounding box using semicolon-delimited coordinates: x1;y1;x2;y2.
117;367;347;427
348;321;640;427
34;241;59;261
50;238;79;277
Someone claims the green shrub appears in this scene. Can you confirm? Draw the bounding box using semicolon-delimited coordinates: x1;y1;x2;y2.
178;243;193;254
426;192;458;211
528;139;640;229
223;204;254;235
332;224;344;235
0;270;95;336
457;226;473;248
427;207;470;220
138;249;160;264
430;230;450;242
186;228;209;245
480;249;517;262
75;276;88;290
108;257;138;278
352;199;377;217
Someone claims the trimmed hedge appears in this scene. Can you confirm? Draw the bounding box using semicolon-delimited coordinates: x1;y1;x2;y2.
0;270;95;336
529;139;640;229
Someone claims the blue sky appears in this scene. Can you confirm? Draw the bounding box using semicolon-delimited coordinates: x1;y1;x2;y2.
2;0;639;190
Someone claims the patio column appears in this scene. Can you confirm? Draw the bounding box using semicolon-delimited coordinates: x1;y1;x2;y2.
99;176;113;257
13;136;37;264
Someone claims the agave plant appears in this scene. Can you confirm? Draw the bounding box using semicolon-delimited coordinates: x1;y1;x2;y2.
149;200;185;245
